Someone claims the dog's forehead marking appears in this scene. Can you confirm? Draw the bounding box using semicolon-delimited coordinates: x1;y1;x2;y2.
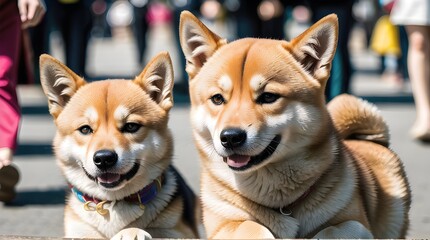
218;75;233;92
84;107;98;122
249;74;266;92
114;105;130;120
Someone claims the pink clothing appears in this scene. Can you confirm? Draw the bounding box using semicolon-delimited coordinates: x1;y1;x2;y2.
0;0;22;151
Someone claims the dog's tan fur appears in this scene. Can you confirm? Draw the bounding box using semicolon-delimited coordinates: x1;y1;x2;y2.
179;11;411;238
39;53;200;239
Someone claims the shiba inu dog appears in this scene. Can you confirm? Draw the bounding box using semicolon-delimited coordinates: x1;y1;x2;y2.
179;11;411;238
39;53;200;239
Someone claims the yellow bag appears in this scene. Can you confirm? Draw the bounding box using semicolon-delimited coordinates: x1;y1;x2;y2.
370;15;401;56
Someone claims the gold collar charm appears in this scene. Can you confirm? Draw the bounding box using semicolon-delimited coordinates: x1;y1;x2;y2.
83;200;110;215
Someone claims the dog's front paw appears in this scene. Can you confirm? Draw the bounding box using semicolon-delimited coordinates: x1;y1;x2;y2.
111;228;152;240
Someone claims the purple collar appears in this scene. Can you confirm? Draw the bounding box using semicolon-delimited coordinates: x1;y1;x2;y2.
70;175;163;215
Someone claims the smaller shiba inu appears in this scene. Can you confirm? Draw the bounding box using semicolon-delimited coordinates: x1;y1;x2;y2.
39;53;200;239
180;11;411;239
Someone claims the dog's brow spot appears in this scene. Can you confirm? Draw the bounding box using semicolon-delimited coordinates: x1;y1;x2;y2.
114;105;130;120
85;107;98;122
218;75;232;92
250;74;266;91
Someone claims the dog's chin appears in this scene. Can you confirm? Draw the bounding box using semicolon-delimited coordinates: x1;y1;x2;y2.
222;135;282;172
83;163;140;189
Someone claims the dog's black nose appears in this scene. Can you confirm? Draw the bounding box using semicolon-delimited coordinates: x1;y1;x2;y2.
220;128;247;148
93;150;118;170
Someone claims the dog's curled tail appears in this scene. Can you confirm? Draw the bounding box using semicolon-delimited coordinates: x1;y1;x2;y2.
327;94;390;147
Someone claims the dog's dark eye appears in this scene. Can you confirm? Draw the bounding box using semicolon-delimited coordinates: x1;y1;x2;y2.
211;94;225;105
122;123;142;133
256;92;280;104
78;125;93;135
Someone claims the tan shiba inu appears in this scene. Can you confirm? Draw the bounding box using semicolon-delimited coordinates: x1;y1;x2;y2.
179;11;411;238
39;53;200;239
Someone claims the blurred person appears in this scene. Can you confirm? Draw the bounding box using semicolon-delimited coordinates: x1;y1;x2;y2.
28;0;51;83
140;0;173;63
0;0;45;202
257;0;286;39
90;0;111;38
306;0;355;101
391;0;430;142
50;0;93;78
371;0;408;90
377;26;408;90
130;0;150;66
352;0;379;47
228;0;287;40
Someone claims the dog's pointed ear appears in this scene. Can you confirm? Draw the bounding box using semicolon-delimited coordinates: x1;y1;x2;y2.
289;14;338;84
39;54;87;119
134;52;174;111
179;10;227;79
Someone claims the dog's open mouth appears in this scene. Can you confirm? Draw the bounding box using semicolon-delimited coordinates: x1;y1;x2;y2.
223;135;281;171
84;163;140;188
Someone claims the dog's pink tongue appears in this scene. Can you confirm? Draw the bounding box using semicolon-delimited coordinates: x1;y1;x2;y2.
226;155;251;168
97;173;120;183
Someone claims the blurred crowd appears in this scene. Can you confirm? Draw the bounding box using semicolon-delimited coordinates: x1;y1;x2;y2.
19;0;412;94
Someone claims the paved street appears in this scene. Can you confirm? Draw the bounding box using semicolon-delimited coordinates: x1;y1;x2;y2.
1;23;429;238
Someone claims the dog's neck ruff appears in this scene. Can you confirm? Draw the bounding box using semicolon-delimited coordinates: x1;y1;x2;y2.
278;150;340;216
70;175;163;215
279;184;314;216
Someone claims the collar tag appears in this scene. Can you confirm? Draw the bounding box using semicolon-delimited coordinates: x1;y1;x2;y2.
84;200;110;216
